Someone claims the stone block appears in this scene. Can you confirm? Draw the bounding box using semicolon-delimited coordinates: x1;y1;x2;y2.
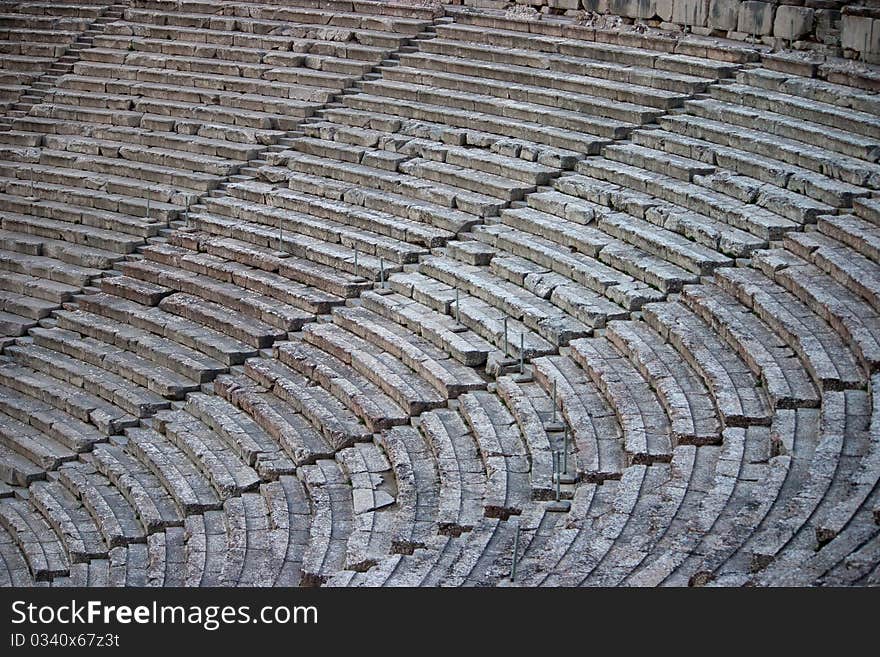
655;0;673;21
580;0;610;11
841;14;879;56
738;1;775;36
774;5;814;40
609;0;656;19
672;0;709;27
708;0;740;31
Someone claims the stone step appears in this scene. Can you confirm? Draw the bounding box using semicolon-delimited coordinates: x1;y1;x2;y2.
570;337;674;465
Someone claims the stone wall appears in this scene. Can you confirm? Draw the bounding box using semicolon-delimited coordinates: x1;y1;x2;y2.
455;1;880;62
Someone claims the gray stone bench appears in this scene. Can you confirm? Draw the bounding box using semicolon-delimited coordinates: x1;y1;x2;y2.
260;475;311;586
707;85;880;164
418;408;486;537
57;461;146;550
201;192;427;264
214;372;335;466
366;75;630;142
570;337;674;466
264;162;479;235
171;231;363;299
388;269;555;359
403;43;708;99
716;267;867;392
42;132;241;177
667;108;880;190
153;408;262;499
246;180;453;248
420;254;590;347
743;389;866;575
304;322;447;415
185;392;296;479
0;176;173;232
0;208;145;255
731;73;880;142
0;441;44;487
819;214;880;265
556;173;767;259
330;305;486;399
244;356;373;449
494;376;555;500
222;492;285;586
532;355;624;482
145;238;344;312
681;283;821;409
360;290;494;367
607;320;722;447
55;305;228;384
124;426;222;514
738;68;880;119
321;105;585;170
38;146;220;192
0;410;76;473
30;325;200;400
121;258;312;331
475;221;663;311
278;339;408;432
5;341;170;419
0;40;67;58
459;391;531;519
0;497;69;581
337;442;396;572
275;148;505;218
343;92;611;157
784;231;880;318
90;444;183;532
0;159;201;208
0;361;137;435
638;123;869;209
382;61;659;126
0;381;104;453
297;458;354;586
598;209;733;276
0;290;56;321
577;157;798;241
753;249;880;375
68;59;335;107
29;480;109;564
376;424;441;555
643;300;772;427
187;210;399;281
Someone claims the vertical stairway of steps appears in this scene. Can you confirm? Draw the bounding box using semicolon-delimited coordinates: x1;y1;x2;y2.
181;14;449;232
0;3;129;130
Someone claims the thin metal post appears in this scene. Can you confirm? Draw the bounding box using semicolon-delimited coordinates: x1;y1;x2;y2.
563;426;569;475
455;287;461;325
503;316;508;356
554;451;561;502
379;257;385;288
552;379;557;423
145;195;150;220
519;333;525;375
510;524;520;583
354;244;359;279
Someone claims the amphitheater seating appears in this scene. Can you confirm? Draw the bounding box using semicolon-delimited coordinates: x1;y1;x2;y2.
1;1;878;588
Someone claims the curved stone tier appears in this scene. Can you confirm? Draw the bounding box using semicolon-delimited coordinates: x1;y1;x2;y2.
1;0;878;587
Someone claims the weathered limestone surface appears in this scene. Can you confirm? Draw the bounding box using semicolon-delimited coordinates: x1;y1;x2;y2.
0;0;878;589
